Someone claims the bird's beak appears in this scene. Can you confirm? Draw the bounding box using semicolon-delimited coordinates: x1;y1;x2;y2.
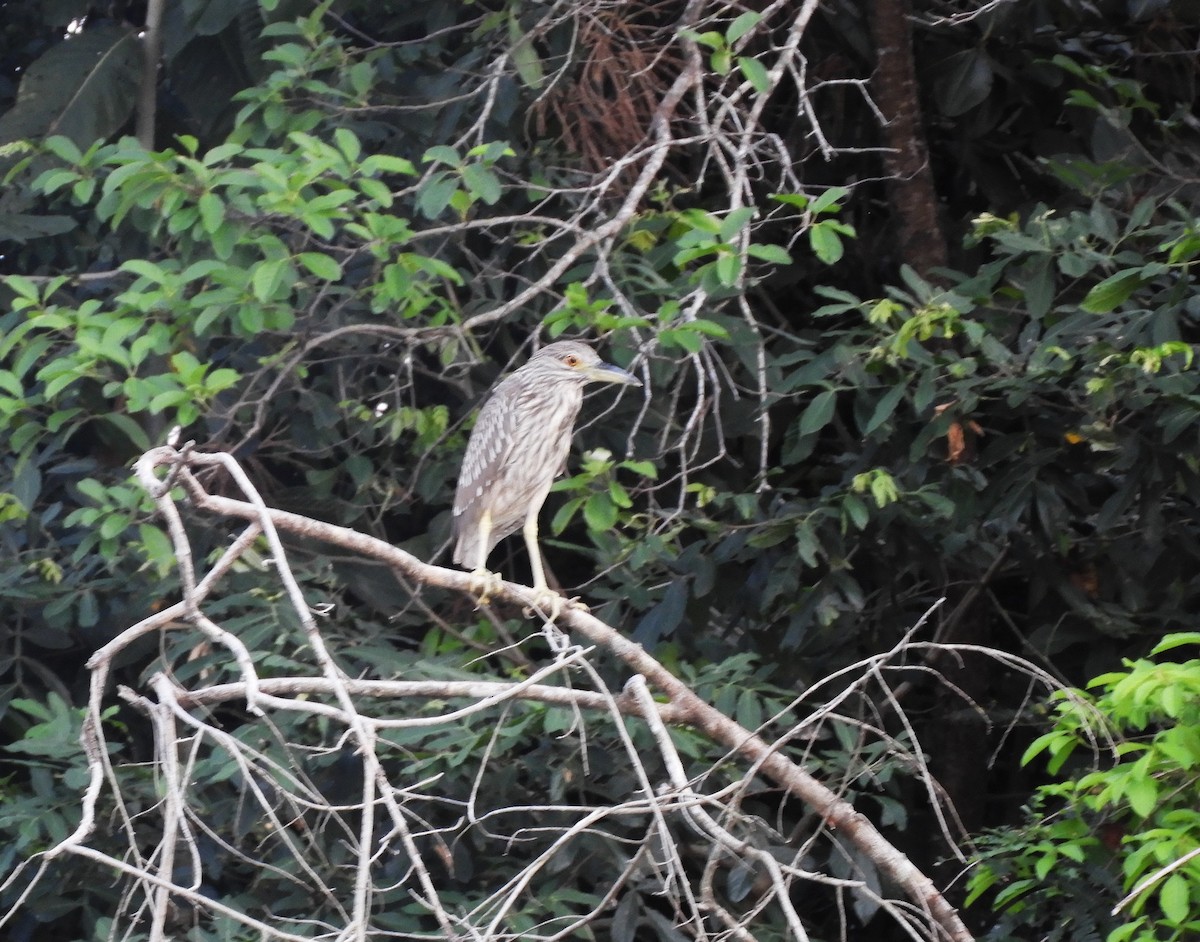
586;361;642;387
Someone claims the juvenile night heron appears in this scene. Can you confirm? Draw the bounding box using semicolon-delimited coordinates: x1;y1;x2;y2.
452;340;641;603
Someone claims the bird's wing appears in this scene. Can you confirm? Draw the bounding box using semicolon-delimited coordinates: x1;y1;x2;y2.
452;382;517;531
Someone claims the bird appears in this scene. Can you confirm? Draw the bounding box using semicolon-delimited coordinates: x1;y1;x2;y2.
451;340;641;607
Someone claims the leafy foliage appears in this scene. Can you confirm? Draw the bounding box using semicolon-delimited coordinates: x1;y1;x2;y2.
969;634;1200;942
1;0;1200;938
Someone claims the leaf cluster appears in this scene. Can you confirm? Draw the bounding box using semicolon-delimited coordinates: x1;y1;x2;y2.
970;634;1200;942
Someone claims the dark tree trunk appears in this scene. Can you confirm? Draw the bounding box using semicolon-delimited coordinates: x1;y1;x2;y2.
868;0;949;274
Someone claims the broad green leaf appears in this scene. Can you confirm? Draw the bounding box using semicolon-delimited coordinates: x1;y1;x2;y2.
4;275;42;300
799;390;836;436
138;524;175;573
252;258;289;302
737;56;770;94
726;11;761;43
198;192;224;234
550;496;584;535
682;30;725;51
0;213;78;242
810;186;849;214
0;24;140;157
417;173;458;219
719;207;756;241
1125;774;1158;818
1152;633;1200;655
863;384;907;436
361;154;416;176
747;243;792;264
0;369;22;397
510;35;544;89
621;460;658;478
423;145;461;167
686;318;730;339
1159;873;1190;925
715;253;741;286
99;414;151;452
461;163;501;204
810;221;845;264
842;493;869;530
935;48;994;117
297;252;343;281
583;494;618;531
1081;270;1142;313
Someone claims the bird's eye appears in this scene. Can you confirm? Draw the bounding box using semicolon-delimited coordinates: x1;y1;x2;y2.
563;354;580;367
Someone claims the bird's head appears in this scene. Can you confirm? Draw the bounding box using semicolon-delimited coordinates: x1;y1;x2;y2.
531;340;642;387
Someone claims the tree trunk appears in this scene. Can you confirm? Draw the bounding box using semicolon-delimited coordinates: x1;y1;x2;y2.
868;0;949;274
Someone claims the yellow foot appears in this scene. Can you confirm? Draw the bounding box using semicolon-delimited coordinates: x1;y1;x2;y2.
467;567;503;606
522;592;591;622
523;588;566;623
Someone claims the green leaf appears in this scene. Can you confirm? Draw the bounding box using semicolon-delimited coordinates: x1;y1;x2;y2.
197;191;224;234
799;390;837;436
725;11;761;43
1159;873;1190;925
771;192;809;209
417;173;458;219
361;154;416;176
719;207;756;241
810;186;849;215
632;580;688;645
42;136;83;164
842;493;869;530
138;524;175;575
510;35;544;89
584;494;618;531
551;497;584;535
686;318;730;339
746;243;791;264
0;369;22;396
862;384;906;436
99;413;151;452
810;221;845;264
1152;633;1200;655
461;163;502;205
1125;774;1158;818
1081;270;1143;313
0;24;141;153
423;145;461;167
120;258;170;282
99;513;131;540
608;480;633;509
297;252;343;281
621;460;658;479
715;253;741;286
935;48;994;117
737;56;770;94
252;258;289;301
333;127;361;163
33;169;80;195
682;30;725;51
4;275;41;301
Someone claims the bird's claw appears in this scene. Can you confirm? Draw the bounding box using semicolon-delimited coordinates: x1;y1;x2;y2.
522;590;592;626
523;588;566;623
467;568;503;606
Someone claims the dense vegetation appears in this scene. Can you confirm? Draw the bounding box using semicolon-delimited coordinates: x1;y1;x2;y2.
1;1;1198;939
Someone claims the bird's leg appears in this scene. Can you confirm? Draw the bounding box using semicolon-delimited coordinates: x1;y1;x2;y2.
522;511;565;622
467;512;502;605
